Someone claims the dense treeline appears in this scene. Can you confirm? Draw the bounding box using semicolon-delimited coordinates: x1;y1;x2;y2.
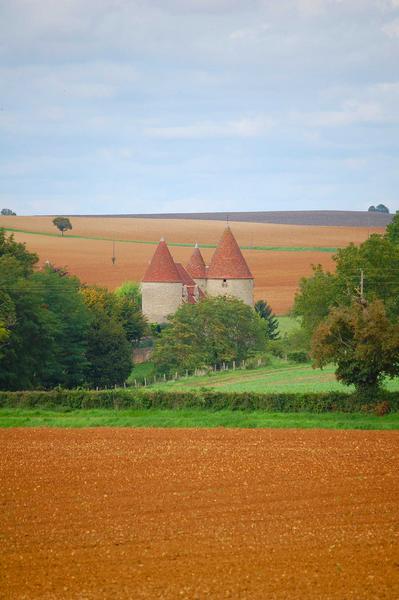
0;230;146;390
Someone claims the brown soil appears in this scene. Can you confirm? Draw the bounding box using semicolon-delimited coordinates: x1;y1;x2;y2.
1;428;398;599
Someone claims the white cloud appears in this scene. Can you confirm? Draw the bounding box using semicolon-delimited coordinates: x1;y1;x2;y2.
145;117;275;139
382;18;399;36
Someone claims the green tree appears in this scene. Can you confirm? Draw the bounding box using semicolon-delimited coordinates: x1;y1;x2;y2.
294;234;399;340
31;267;91;388
152;296;266;375
385;211;399;245
311;299;399;397
52;216;72;236
293;265;340;339
0;229;38;276
1;208;16;215
115;281;142;306
85;317;132;387
254;299;279;340
81;286;133;387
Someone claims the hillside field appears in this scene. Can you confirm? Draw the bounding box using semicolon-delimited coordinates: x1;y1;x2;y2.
0;215;384;314
132;360;399;394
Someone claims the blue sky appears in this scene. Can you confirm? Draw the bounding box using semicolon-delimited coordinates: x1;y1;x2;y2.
1;0;399;215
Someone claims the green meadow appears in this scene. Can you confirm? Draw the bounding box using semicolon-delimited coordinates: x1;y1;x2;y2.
1;408;398;429
138;360;399;394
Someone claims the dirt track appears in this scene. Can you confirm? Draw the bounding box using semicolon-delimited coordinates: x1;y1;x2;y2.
1;428;398;599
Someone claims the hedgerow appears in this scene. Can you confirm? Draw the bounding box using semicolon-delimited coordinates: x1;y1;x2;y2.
0;389;398;413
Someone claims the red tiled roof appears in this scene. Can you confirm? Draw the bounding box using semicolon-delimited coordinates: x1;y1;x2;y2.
176;263;198;304
175;263;196;286
142;239;182;283
207;227;253;279
186;245;207;279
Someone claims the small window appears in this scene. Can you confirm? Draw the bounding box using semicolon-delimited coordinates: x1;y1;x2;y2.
222;278;228;288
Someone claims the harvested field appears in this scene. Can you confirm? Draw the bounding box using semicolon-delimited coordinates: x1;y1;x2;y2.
0;215;384;247
114;210;393;228
1;216;379;313
1;428;398;599
4;231;335;313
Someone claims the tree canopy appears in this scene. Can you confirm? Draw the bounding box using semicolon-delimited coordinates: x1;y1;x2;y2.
152;296;266;375
52;216;72;236
312;300;399;394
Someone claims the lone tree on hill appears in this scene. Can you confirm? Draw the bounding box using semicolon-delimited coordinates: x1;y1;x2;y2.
311;299;399;398
254;299;279;340
52;216;72;236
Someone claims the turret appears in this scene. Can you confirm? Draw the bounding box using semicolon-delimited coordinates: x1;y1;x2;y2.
206;227;254;306
186;243;207;292
141;239;183;323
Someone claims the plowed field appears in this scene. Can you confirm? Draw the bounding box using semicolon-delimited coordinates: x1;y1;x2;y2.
0;216;383;313
1;428;398;599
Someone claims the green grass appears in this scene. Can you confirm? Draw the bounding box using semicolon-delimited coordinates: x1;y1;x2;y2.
277;315;301;336
147;359;399;394
0;408;397;429
1;227;337;253
128;361;156;384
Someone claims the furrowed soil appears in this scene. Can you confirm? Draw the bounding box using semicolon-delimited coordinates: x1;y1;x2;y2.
0;216;383;313
1;429;398;599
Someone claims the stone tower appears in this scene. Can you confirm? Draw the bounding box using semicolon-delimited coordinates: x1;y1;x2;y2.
206;227;254;306
186;243;207;292
141;239;183;323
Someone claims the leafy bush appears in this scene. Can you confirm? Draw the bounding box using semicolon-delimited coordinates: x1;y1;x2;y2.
287;351;309;363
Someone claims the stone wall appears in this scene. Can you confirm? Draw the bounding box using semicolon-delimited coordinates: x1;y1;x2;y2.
142;282;183;323
206;278;254;306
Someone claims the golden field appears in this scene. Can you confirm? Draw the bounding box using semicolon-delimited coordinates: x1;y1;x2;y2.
0;216;383;314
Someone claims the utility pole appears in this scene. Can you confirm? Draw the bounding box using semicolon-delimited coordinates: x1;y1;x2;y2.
111;240;116;265
360;269;364;300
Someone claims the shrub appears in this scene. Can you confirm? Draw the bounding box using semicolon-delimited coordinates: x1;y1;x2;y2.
0;389;398;413
374;400;391;416
287;351;309;363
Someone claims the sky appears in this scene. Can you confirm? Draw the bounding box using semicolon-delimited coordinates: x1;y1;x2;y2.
1;0;399;216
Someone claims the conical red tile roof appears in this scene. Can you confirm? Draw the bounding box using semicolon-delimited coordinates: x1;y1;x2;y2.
186;244;207;279
175;263;196;286
207;227;253;279
142;239;182;283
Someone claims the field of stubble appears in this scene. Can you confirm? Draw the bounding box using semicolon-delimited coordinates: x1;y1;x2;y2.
0;216;383;313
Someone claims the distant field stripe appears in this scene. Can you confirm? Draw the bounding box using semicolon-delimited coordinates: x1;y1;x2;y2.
1;227;338;253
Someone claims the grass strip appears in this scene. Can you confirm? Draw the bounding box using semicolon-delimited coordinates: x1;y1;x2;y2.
0;408;398;429
1;227;337;253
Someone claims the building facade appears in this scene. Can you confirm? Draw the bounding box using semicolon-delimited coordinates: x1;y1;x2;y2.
141;227;254;323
